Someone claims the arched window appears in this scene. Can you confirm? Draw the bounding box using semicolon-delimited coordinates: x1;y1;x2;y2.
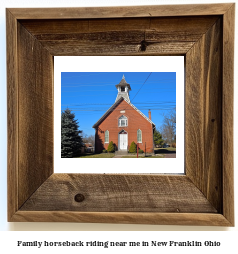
137;129;142;143
105;130;109;143
118;115;128;127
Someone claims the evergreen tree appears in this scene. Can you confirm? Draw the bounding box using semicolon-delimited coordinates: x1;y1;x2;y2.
153;129;164;147
61;108;83;158
129;141;137;153
107;141;115;153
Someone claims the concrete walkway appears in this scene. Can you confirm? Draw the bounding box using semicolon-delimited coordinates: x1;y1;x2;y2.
113;151;128;158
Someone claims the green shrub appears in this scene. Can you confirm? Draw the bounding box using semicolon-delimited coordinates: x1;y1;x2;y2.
102;149;107;153
107;141;115;153
138;149;144;153
129;141;137;153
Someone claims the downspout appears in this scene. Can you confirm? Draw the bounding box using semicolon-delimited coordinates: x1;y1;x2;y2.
94;127;96;154
152;124;156;154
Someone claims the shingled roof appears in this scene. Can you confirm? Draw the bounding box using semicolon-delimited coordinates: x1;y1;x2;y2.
115;75;131;91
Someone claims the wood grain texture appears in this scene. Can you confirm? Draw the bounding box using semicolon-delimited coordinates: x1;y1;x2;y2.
8;4;233;19
222;4;235;226
37;41;193;56
7;9;18;221
11;211;231;226
186;18;222;212
20;174;217;213
17;23;54;208
20;16;218;34
19;17;218;56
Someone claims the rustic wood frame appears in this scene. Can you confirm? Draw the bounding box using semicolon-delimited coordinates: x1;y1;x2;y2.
7;4;234;226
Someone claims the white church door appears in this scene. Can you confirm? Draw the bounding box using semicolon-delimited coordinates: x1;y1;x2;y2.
118;130;128;150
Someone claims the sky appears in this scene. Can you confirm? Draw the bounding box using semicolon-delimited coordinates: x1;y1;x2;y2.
61;72;176;136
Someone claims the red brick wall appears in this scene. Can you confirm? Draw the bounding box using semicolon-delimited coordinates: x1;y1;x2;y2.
94;100;154;153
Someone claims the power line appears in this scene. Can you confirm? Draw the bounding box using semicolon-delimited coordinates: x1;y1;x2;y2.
62;78;175;83
61;78;176;86
61;91;176;97
61;101;175;106
62;104;175;109
62;107;174;112
62;88;175;92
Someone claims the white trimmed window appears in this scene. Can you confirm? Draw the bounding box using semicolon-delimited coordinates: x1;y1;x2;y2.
105;130;109;143
137;129;142;143
118;115;128;127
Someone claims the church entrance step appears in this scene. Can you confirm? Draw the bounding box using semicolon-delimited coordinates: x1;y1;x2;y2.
115;150;128;156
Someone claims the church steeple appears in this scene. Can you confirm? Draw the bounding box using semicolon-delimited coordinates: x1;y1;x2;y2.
115;75;131;102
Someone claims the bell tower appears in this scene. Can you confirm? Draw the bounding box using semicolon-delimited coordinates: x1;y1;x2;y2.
115;75;131;102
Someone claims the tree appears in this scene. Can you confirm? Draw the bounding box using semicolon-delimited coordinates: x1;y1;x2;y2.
107;141;115;153
82;133;95;146
61;108;83;158
129;141;137;153
153;129;163;147
160;107;176;144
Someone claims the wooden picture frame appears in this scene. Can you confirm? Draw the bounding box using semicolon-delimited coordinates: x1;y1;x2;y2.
7;3;234;226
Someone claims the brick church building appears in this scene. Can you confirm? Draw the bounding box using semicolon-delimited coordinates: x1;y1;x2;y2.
93;75;155;153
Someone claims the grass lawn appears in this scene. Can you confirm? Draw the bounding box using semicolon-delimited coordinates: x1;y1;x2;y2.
76;153;115;158
74;150;173;158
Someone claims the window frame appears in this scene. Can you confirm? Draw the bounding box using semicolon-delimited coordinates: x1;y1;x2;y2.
137;129;142;143
105;130;109;143
118;115;128;127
